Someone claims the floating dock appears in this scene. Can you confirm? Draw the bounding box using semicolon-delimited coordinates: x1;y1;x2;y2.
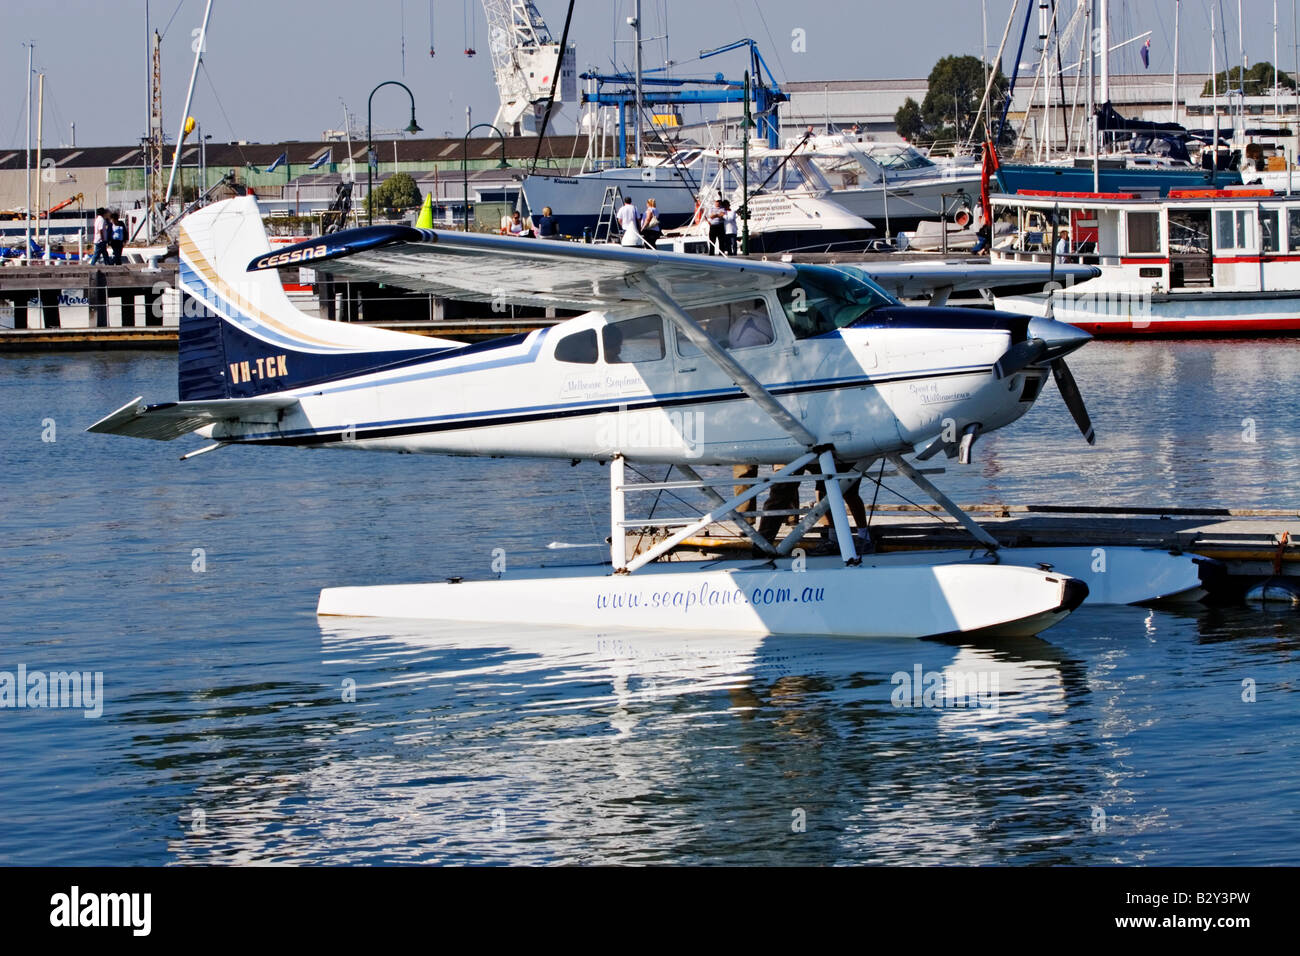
668;503;1300;598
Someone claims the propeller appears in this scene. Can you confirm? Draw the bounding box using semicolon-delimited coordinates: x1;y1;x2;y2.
993;337;1048;379
992;315;1096;445
1050;357;1095;445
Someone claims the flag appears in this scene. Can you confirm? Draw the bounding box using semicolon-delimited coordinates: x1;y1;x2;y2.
266;151;288;173
309;149;331;170
1140;38;1150;69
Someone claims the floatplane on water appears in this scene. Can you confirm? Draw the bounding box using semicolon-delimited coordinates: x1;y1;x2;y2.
88;197;1208;638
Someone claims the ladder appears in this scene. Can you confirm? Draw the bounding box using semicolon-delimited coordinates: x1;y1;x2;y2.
592;185;622;243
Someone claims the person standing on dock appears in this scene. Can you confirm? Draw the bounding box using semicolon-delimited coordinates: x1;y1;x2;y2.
722;200;738;255
640;198;661;248
615;196;642;246
109;212;125;265
706;199;727;255
86;208;108;265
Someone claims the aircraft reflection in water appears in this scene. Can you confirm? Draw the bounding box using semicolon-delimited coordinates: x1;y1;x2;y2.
151;615;1160;865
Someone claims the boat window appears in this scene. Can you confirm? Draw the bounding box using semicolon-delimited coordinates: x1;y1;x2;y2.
1169;210;1210;253
1216;209;1255;250
1261;209;1280;253
1126;211;1161;254
777;264;899;339
1288;209;1300;252
554;329;598;364
603;314;665;364
1215;210;1235;249
677;299;775;356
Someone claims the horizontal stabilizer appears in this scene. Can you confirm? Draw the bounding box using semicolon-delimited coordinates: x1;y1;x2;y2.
87;394;300;441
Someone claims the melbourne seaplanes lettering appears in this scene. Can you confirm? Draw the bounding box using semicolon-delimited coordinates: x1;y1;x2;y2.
907;380;971;407
596;580;827;613
594;403;704;457
0;665;103;718
891;664;1000;710
559;371;645;398
49;886;151;937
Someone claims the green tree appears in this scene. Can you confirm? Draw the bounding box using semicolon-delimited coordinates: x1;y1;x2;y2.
366;171;423;217
894;97;927;142
1202;62;1296;96
895;55;1009;147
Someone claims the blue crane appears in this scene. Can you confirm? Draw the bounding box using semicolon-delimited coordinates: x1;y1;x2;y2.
581;37;787;166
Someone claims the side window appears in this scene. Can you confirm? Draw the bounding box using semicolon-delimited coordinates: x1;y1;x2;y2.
554;328;598;364
1216;210;1236;250
1261;209;1280;253
676;299;775;356
1287;209;1300;251
1235;209;1254;248
603;314;665;364
1125;211;1161;254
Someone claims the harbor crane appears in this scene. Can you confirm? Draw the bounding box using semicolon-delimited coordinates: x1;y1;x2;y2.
478;0;576;135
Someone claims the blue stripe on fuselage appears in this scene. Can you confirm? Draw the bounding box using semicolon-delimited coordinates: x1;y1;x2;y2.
233;361;993;441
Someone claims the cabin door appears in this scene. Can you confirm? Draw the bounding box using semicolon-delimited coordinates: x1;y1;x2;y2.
1168;208;1213;289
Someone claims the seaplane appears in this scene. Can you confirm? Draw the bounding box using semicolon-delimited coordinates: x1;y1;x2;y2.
88;197;1208;638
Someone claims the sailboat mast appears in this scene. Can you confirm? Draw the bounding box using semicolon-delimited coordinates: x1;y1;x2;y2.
1172;0;1180;124
1098;0;1110;105
1212;1;1219;180
35;73;44;257
1275;0;1281;119
162;0;212;209
633;0;643;165
1088;0;1098;189
24;43;32;265
1238;0;1246;135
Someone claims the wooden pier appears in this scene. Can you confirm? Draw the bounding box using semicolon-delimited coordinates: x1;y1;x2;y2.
669;503;1300;595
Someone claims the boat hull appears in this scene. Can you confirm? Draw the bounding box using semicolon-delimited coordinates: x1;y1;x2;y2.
994;289;1300;336
319;558;1088;638
521;173;698;236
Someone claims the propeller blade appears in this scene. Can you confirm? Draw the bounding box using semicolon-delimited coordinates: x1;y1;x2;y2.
1051;358;1095;445
993;337;1049;379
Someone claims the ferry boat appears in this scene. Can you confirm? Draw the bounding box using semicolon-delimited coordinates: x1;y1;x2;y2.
989;187;1300;336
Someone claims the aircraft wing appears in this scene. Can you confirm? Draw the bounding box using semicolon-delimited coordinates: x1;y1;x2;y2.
87;394;300;441
859;260;1102;299
247;226;798;310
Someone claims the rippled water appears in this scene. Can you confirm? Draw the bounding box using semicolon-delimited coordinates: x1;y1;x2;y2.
1;343;1298;864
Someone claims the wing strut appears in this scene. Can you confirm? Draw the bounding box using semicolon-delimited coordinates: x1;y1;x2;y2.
631;274;818;448
887;453;1001;551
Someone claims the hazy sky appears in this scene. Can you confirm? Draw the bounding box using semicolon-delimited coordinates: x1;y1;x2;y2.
3;0;1295;148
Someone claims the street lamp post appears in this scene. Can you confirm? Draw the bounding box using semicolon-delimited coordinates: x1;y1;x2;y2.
367;80;422;226
462;123;509;232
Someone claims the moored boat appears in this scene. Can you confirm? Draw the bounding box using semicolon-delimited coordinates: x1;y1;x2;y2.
990;187;1300;335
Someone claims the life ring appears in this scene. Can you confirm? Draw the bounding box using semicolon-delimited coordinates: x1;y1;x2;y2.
691;200;704;226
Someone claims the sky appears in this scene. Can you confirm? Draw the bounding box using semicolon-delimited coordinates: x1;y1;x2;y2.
3;0;1297;149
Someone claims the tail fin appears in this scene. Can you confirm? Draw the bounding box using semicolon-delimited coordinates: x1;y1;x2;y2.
175;197;460;400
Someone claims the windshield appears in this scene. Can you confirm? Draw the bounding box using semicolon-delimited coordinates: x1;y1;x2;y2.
869;144;934;171
778;265;898;339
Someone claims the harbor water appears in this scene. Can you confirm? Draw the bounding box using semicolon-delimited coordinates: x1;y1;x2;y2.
1;341;1298;865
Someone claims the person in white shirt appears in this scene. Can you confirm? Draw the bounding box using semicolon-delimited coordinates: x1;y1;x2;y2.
615;196;642;246
721;199;739;255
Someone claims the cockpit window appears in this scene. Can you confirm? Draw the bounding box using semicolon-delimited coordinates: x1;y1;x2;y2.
554;328;598;364
777;265;898;339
